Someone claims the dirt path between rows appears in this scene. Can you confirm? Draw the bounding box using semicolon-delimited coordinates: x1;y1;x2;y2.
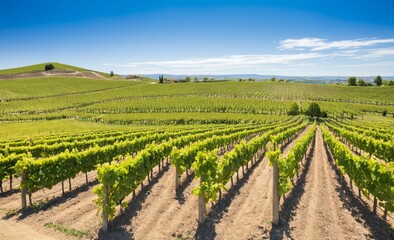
1;125;393;240
275;126;393;239
194;125;312;240
0;171;100;240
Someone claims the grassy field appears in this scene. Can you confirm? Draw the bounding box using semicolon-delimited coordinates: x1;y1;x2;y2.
0;77;142;100
0;62;108;76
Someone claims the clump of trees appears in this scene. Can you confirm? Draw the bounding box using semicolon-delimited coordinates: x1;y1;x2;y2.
45;64;55;71
305;102;327;118
347;76;357;86
270;77;288;82
158;75;164;84
185;76;191;82
287;102;327;118
347;75;390;87
287;103;300;116
306;102;321;117
238;78;255;82
382;80;394;86
110;71;114;77
374;75;382;86
357;78;366;86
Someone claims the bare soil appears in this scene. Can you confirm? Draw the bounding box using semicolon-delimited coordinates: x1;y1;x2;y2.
0;126;393;240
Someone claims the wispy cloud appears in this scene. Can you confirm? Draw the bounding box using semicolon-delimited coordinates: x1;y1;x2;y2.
102;37;394;75
279;37;394;51
106;53;324;70
354;48;394;59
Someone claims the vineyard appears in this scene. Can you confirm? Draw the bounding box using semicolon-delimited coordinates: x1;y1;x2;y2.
0;69;393;240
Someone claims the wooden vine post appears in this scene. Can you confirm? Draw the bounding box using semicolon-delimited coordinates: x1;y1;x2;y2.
21;171;27;209
272;157;279;225
198;194;206;224
9;174;12;191
198;178;206;225
175;167;180;190
85;172;89;185
102;184;109;232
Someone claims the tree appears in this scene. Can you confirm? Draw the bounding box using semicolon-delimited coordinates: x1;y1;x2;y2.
203;77;209;82
159;75;164;84
185;76;191;82
45;64;54;71
357;78;366;86
305;102;321;118
271;77;276;82
194;77;199;82
287;103;300;116
374;75;383;86
382;80;391;86
110;71;114;77
347;76;357;86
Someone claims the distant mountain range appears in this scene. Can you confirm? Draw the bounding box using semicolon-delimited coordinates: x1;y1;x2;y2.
140;74;394;84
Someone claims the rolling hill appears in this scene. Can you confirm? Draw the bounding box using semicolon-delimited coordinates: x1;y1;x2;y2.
0;62;111;79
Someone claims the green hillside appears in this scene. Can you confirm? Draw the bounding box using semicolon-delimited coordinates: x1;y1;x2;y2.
0;77;392;128
0;62;110;77
0;63;392;135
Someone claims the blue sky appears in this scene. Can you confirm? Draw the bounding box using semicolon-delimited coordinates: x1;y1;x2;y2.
1;0;394;76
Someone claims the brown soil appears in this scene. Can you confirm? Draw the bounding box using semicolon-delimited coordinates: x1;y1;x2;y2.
194;125;312;240
0;126;393;240
274;126;393;239
0;171;100;240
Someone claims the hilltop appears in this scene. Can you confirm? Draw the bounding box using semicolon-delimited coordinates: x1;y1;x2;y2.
0;62;111;80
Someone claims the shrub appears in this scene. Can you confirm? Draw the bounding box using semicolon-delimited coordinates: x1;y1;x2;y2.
374;75;383;86
159;75;164;83
45;64;55;71
287;103;300;116
347;76;357;86
357;78;366;86
305;102;322;118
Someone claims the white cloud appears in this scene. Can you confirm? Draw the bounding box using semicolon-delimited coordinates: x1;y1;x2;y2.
102;37;394;75
112;53;324;69
280;38;394;51
354;48;394;59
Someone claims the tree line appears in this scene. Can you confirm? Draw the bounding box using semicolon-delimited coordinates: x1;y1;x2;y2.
347;75;394;86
